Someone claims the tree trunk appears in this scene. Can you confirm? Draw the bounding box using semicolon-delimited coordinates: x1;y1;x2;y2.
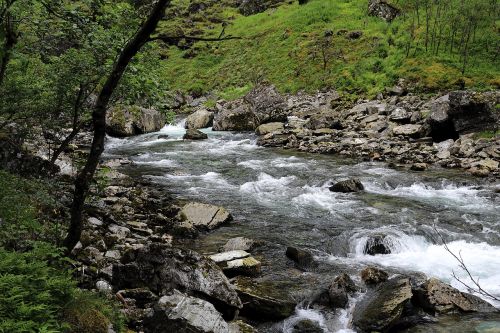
0;13;17;87
64;0;171;251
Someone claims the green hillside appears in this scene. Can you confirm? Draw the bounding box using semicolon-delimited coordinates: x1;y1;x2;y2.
158;0;499;99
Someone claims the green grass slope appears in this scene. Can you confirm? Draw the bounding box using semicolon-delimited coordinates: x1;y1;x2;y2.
158;0;499;99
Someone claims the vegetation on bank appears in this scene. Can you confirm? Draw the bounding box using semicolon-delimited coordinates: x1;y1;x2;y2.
159;0;499;98
0;171;124;332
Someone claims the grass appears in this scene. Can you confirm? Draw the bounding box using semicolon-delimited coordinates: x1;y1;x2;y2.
156;0;499;99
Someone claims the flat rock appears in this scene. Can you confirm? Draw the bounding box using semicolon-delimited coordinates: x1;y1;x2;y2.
393;124;424;138
255;122;284;136
177;202;232;234
220;237;257;252
210;251;261;277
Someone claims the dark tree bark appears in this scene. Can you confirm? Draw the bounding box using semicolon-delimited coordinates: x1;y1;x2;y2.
64;0;171;251
0;12;17;87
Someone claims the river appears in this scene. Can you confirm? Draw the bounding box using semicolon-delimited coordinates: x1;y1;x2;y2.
105;120;500;332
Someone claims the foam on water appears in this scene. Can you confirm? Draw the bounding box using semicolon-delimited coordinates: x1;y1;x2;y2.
281;307;330;333
165;171;234;188
133;159;177;167
159;119;186;137
238;156;310;170
292;185;357;215
240;173;296;194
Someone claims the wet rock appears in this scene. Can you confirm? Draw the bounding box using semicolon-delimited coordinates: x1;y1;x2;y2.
176;202;232;235
244;84;287;124
209;251;261;277
183;128;208;140
329;178;364;193
364;235;391;255
112;243;242;318
352;276;412;332
228;320;257;333
411;163;428;171
292;319;323;333
413;278;498;315
255;122;285;136
186;109;214;129
328;286;348;309
106;106;165;137
232;276;296;321
361;266;389;286
220;237;257;252
213;101;259;131
144;290;229;333
368;0;401;22
393;124;425;138
286;246;317;268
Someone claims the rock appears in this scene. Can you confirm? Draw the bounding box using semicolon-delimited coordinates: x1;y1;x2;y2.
238;0;285;16
413;278;498;315
389;107;412;123
213;102;259;131
228;320;257;333
144;290;229;333
393;124;425;138
209;251;261;277
329;178;364;193
177;202;232;234
328;286;348;309
220;237;257;252
352;277;412;332
183;128;208;140
292;320;324;333
117;288;157;308
368;0;401;22
106;106;165;137
185;109;214;130
361;266;389;286
255;122;285;136
305;111;343;130
232;276;296;321
107;224;130;240
244;84;287;124
364;235;391;255
112;244;242;318
411;163;428;171
347;30;363;39
285;246;317;268
96;280;112;293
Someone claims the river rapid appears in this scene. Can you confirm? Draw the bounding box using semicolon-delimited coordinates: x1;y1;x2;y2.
105;121;500;333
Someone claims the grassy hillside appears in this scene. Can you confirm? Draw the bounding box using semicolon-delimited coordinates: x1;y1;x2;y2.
157;0;499;99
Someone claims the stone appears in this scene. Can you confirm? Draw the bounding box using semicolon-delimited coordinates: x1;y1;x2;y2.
448;91;499;135
232;276;296;321
183;128;208;140
329;178;364;193
176;202;232;234
368;0;401;22
255;122;285;136
393;124;425;138
347;30;363;39
117;288;157;308
305;111;343;130
352;277;412;332
389;107;412;123
244;84;287;124
361;266;389;286
413;278;498;315
220;237;257;252
228;320;257;333
107;224;130;240
411;163;428;171
112;244;242;318
88;217;104;227
209;251;261;278
292;320;323;333
213;102;259;131
186;109;214;129
105;250;121;260
106;106;165;137
285;246;317;268
144;290;229;333
96;280;112;293
364;235;391;255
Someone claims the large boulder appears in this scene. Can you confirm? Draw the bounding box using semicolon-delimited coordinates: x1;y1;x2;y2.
106;106;165;137
368;0;401;22
186;109;215;129
352;276;413;332
392;124;425;138
144;290;229;333
232;276;297;321
255;122;285;136
361;266;389;286
328;273;358;308
244;84;287;124
413;278;498;315
112;243;242;318
213;102;259;131
286;246;317;268
176;202;232;235
305;111;344;130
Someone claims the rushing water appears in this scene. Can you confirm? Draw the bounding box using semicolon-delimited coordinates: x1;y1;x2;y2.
105;120;500;332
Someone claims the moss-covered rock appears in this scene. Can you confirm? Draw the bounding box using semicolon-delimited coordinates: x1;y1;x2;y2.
106;105;166;137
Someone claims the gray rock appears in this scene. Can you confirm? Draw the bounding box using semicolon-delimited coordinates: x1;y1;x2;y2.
255;122;284;136
364;235;391;255
183;128;208;140
213;102;259;131
244;84;287;124
368;0;401;22
305;111;343;130
286;246;317;268
144;290;229;333
361;266;389;286
329;178;364;193
232;276;297;321
413;278;498;314
220;237;257;252
389;107;412;123
352;277;412;332
176;202;232;235
106;106;165;137
393;124;425;138
112;244;242;318
228;320;257;333
210;251;261;278
186;109;215;129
